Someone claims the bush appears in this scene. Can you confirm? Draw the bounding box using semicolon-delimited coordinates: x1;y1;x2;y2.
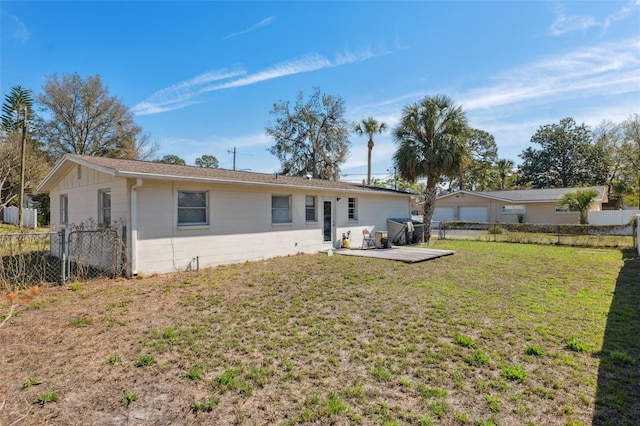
487;225;504;235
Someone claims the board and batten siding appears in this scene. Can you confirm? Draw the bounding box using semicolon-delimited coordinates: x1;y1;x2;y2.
49;164;128;229
134;180;410;274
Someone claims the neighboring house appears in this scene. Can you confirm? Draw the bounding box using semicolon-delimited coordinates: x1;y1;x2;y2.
433;186;607;225
36;155;412;275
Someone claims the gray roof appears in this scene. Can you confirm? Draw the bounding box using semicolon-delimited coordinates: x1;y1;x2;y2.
436;186;607;203
37;154;410;197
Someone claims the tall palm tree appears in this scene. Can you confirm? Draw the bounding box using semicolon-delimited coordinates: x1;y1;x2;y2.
496;158;515;190
354;117;387;185
393;95;469;243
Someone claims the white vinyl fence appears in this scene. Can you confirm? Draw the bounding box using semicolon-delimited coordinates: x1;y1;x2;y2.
2;206;37;229
588;210;640;226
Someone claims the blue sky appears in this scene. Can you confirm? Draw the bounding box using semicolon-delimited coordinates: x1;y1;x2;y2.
2;1;639;182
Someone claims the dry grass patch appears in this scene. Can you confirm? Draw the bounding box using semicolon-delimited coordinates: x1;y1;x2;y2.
0;241;637;425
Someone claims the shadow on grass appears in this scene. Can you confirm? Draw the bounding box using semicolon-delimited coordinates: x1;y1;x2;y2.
593;249;640;425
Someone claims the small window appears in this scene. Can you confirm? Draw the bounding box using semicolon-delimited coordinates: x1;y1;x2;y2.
305;196;317;222
348;197;358;221
502;205;525;214
77;165;82;180
272;195;291;224
60;194;68;225
99;190;111;227
555;204;576;213
178;191;208;225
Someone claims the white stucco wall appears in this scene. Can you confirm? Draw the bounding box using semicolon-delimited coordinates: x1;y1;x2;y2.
133;180;411;274
49;164;128;230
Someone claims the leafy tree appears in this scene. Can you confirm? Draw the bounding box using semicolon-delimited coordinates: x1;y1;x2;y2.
453;128;498;191
495;158;515;191
353;117;387;185
195;154;219;168
620;114;640;208
1;85;34;131
393;95;469;243
36;73;157;161
558;189;598;224
517;117;609;188
0;85;51;215
154;155;186;165
266;87;350;180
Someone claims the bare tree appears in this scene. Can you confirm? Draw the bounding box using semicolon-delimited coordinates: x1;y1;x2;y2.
36;73;157;161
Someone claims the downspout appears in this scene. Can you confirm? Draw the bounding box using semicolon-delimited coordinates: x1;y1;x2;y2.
130;178;143;276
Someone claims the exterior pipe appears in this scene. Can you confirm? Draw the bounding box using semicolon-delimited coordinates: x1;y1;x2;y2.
130;178;143;276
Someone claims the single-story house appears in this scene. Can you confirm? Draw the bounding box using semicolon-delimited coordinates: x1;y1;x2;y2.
36;154;413;275
433;186;607;225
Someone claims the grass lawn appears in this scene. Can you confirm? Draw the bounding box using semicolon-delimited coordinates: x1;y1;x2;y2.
1;241;638;425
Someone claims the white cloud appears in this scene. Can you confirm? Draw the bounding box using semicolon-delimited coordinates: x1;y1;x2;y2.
550;0;639;35
1;13;30;45
460;38;640;112
134;49;388;116
225;16;276;39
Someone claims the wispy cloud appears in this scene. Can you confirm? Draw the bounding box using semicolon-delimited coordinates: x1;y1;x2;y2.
134;49;388;116
1;12;30;45
459;38;640;112
225;16;276;39
550;0;639;35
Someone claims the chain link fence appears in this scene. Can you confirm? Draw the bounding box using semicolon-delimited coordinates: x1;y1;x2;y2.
1;226;127;291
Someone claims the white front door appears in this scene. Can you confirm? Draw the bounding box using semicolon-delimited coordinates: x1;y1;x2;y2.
322;200;334;249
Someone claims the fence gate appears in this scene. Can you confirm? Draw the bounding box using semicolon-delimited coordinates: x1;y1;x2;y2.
64;228;126;282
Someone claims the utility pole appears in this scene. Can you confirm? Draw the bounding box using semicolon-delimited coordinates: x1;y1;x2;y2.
18;105;27;228
228;146;236;171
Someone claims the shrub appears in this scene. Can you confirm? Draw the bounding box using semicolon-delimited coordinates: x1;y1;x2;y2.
488;225;504;235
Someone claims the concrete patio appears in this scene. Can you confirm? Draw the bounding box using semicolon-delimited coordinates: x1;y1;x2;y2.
333;246;454;263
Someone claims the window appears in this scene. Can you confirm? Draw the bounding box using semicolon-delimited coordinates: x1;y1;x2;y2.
502;205;525;214
77;165;82;180
99;190;111;226
272;195;291;224
555;204;576;213
348;197;358;221
60;194;68;225
177;191;208;225
305;196;317;222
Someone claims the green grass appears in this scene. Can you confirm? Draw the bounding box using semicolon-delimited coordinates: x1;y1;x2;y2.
2;240;637;425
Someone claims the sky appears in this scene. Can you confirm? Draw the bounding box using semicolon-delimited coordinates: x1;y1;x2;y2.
1;1;639;183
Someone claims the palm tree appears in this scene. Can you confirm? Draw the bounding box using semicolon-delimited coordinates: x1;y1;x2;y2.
496;158;515;190
558;189;597;224
393;95;469;243
354;117;387;185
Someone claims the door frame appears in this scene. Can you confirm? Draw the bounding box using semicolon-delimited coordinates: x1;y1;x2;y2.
322;199;335;249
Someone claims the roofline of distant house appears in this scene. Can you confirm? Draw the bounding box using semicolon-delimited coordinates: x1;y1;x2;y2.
433;188;606;204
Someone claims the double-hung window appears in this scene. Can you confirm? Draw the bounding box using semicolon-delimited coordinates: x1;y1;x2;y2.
60;194;68;225
348;197;358;221
177;191;208;225
305;196;317;222
99;190;111;227
272;195;291;224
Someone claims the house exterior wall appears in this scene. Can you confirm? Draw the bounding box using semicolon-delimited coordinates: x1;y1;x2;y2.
434;193;590;224
132;179;410;274
49;164;129;229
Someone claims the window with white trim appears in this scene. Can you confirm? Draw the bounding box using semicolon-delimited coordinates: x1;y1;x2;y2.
60;194;68;225
177;191;208;225
272;195;292;224
305;195;317;222
348;197;358;221
99;190;111;226
502;205;525;214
